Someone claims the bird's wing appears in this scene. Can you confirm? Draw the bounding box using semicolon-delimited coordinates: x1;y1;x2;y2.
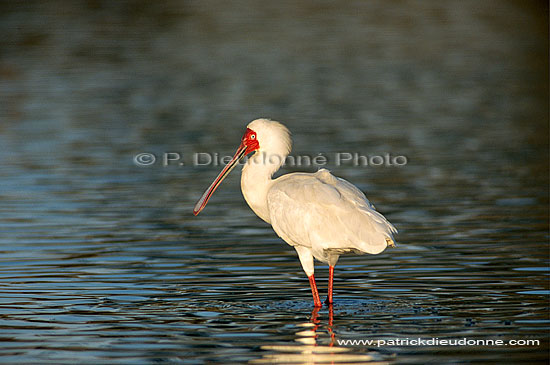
267;169;396;260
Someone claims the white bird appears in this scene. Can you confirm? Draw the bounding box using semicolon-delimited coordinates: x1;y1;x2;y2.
193;119;397;307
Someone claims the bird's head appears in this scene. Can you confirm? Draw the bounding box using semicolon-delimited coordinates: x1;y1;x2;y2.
193;118;291;216
246;118;291;158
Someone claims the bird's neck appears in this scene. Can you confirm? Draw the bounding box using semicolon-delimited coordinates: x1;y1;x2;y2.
240;151;284;224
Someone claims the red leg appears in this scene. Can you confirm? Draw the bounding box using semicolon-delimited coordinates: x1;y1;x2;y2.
325;265;334;305
308;274;322;307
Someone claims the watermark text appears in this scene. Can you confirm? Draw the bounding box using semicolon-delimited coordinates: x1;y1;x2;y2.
337;337;541;347
133;152;408;168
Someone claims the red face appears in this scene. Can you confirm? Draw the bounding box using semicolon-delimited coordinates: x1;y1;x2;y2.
193;127;260;215
242;128;260;155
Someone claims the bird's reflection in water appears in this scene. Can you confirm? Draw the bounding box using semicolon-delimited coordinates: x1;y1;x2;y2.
253;305;377;364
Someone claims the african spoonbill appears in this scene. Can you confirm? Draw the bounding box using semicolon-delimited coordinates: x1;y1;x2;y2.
193;119;397;307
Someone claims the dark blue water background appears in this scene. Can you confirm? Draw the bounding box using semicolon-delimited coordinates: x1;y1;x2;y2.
0;1;548;363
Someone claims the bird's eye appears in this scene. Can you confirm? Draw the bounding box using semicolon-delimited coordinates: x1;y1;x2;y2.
250;134;256;140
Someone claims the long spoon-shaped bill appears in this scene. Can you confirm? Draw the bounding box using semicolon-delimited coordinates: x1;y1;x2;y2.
193;144;247;215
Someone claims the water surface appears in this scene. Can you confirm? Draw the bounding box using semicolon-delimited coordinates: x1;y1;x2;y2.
0;0;548;363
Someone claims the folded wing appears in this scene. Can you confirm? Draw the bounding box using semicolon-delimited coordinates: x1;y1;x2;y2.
267;169;397;263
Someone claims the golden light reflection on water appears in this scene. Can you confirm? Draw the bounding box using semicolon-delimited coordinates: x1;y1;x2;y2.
254;306;381;364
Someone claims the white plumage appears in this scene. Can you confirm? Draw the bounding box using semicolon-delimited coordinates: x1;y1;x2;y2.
194;118;397;307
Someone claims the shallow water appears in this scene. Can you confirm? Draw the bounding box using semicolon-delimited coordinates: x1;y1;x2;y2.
0;0;548;364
